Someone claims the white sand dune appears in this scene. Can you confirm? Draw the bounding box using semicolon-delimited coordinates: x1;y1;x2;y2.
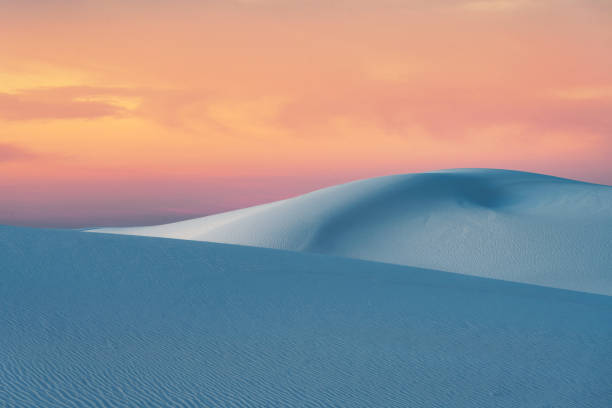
93;169;612;295
1;225;611;407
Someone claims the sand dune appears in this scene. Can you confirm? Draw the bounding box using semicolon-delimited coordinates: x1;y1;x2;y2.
2;225;611;407
93;169;612;295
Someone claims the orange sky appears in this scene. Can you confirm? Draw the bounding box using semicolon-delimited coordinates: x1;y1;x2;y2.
1;0;611;227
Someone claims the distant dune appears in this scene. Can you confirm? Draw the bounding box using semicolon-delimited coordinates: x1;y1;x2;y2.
2;226;611;407
93;169;612;295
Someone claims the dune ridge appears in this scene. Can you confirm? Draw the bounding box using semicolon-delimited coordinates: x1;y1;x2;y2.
93;169;612;295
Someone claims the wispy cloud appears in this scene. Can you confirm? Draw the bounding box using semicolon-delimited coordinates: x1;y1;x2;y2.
0;143;36;162
275;79;612;140
460;0;531;12
553;86;612;101
0;87;129;121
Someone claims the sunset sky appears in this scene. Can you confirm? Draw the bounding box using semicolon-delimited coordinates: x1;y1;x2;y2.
1;0;611;227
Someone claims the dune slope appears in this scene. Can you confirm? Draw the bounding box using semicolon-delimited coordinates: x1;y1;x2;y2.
93;169;612;295
1;225;611;407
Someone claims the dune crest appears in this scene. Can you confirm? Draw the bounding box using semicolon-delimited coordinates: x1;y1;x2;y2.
92;169;612;295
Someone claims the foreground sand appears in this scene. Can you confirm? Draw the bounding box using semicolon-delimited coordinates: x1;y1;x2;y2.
2;225;611;407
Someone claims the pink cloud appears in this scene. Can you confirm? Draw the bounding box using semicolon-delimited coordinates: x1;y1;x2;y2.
0;86;216;130
0;91;124;120
277;82;612;138
0;143;36;162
